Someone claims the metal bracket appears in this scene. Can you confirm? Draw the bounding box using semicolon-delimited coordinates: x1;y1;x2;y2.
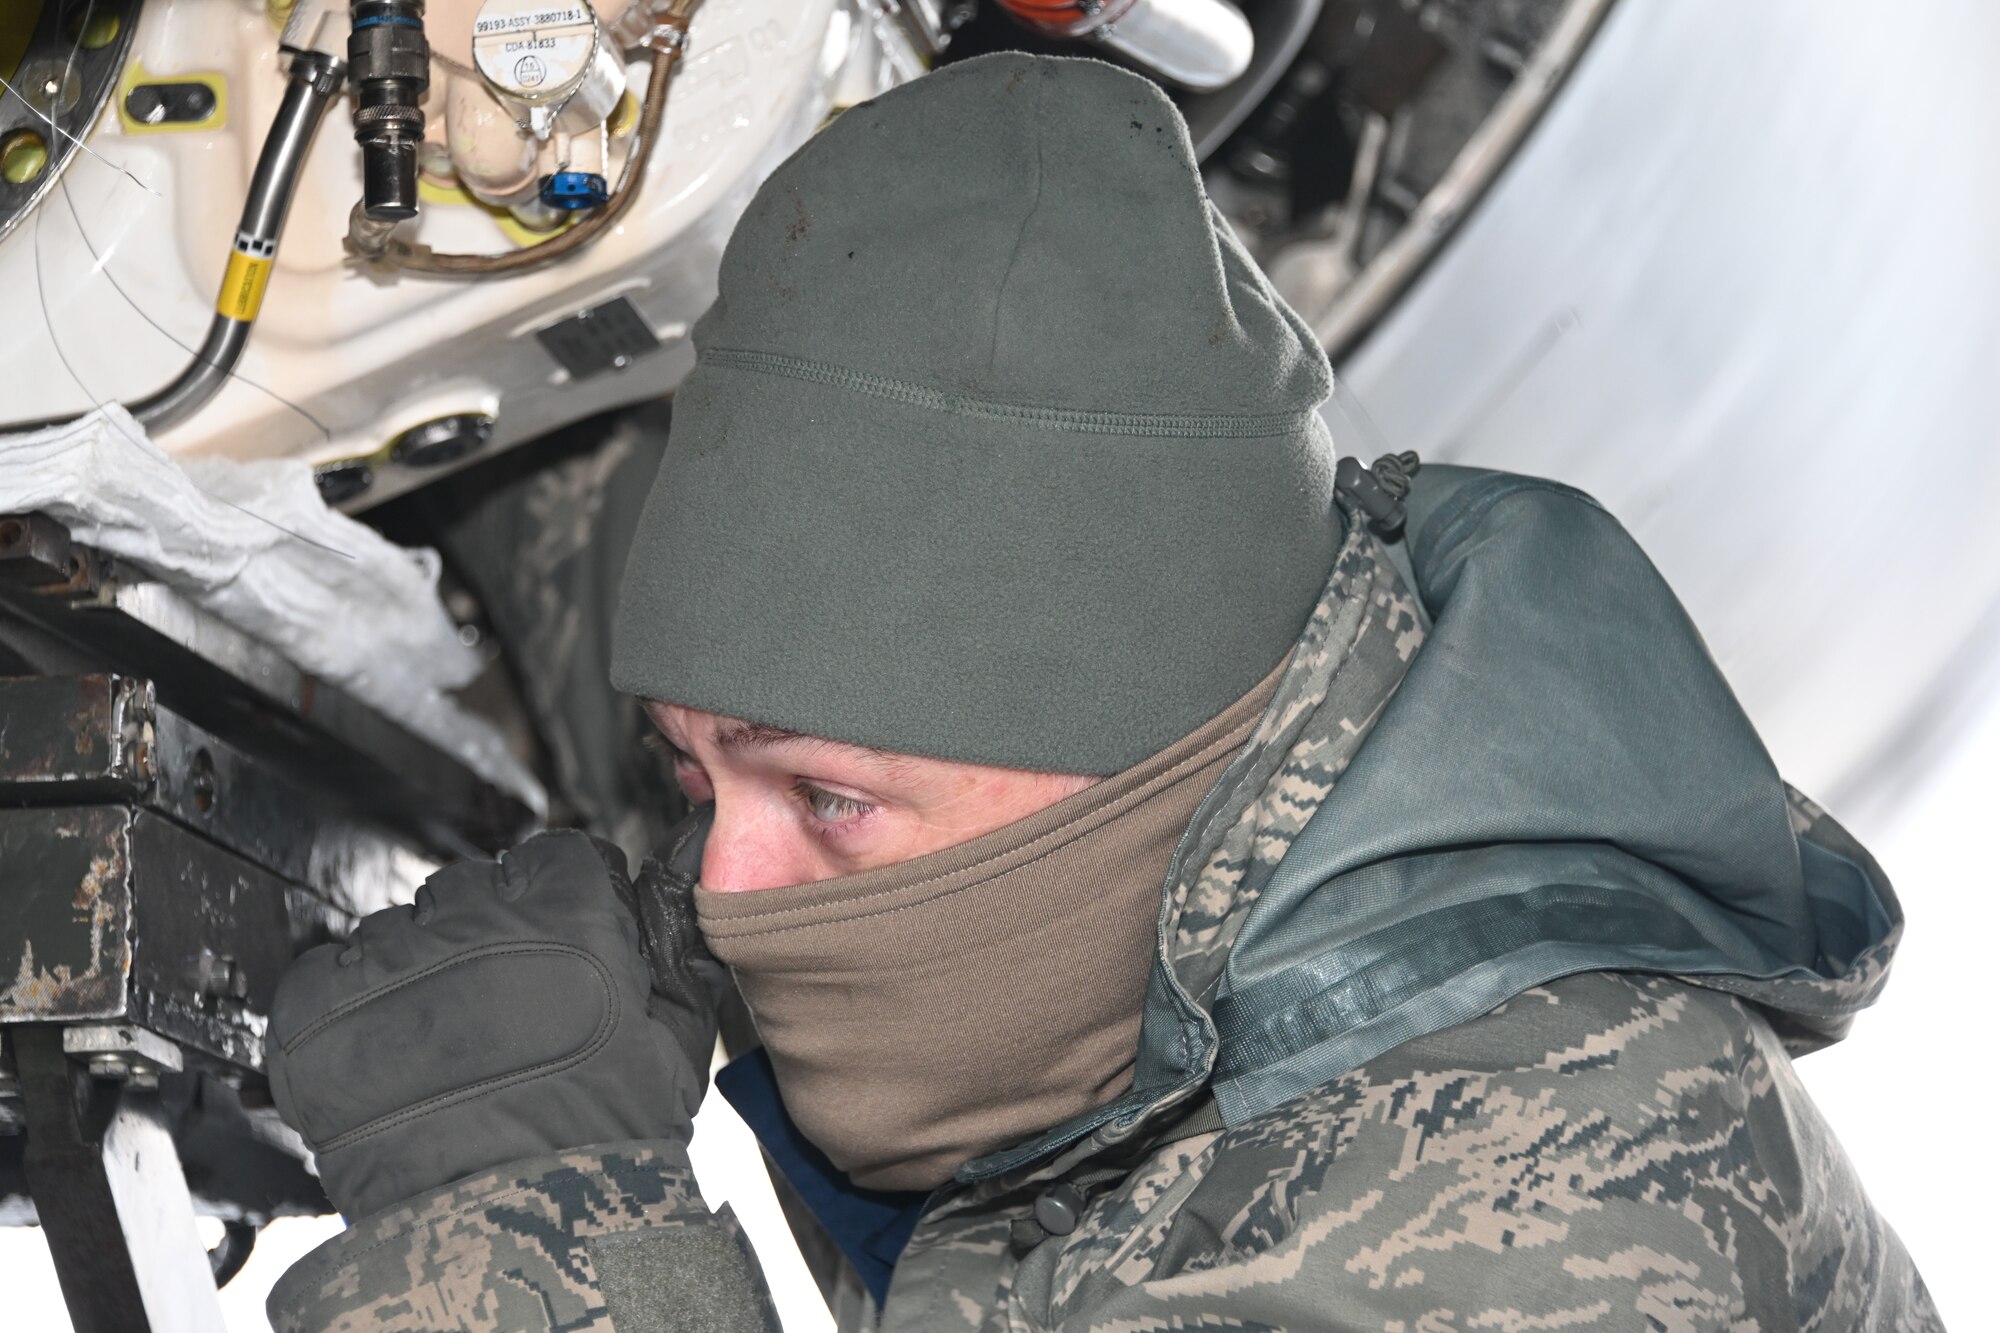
0;1031;19;1133
16;1026;227;1332
63;1023;185;1092
0;512;101;595
0;518;537;1328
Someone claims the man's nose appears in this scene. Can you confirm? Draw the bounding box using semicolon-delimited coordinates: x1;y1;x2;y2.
699;799;820;893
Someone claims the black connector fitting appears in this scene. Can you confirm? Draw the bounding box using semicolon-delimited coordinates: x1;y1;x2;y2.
1334;451;1422;538
349;0;429;222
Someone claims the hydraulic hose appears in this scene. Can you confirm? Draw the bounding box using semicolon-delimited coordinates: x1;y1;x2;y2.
1;48;346;437
129;49;347;433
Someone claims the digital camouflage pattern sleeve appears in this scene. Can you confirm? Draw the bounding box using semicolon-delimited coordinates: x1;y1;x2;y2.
268;973;1941;1332
266;1141;779;1333
880;971;1943;1333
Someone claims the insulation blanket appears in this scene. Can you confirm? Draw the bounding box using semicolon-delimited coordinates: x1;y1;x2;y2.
0;407;544;814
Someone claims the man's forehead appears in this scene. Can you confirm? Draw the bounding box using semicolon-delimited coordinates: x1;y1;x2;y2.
644;701;915;769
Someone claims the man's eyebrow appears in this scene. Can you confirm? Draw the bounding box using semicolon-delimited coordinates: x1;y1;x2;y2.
713;721;814;750
712;721;919;775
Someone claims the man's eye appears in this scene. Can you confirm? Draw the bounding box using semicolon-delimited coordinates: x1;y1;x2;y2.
673;758;714;800
798;782;873;825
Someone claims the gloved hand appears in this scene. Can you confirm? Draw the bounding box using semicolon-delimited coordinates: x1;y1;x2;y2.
266;813;720;1221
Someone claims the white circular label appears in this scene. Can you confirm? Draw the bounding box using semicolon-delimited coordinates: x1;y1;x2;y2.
472;0;597;102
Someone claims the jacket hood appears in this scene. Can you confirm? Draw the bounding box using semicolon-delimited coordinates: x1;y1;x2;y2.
961;463;1901;1181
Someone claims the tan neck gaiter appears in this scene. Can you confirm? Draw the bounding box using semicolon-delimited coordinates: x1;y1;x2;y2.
694;663;1282;1192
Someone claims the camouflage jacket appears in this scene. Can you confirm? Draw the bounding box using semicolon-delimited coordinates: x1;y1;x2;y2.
271;467;1939;1331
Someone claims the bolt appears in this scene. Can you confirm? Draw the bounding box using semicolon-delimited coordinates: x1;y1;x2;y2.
190;748;217;813
196;950;229;994
196;949;248;999
88;1054;131;1081
17;59;82;117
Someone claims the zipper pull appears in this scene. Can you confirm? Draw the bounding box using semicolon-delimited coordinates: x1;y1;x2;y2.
1335;450;1422;538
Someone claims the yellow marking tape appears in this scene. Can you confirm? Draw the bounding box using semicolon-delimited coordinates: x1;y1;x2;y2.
216;248;273;321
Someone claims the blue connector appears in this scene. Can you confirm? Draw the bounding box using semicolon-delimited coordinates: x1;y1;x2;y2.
539;172;611;211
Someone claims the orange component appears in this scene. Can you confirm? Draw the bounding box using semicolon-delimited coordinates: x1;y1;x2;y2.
995;0;1142;39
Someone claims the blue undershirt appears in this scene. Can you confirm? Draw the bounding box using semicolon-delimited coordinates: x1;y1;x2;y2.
714;1049;928;1308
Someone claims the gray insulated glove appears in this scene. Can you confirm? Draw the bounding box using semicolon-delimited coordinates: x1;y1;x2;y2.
267;815;720;1221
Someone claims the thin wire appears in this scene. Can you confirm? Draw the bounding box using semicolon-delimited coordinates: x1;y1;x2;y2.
516;14;600;144
32;158;107;412
543;15;599;146
430;48;478;81
0;72;160;198
31;206;358;562
24;5;355;562
187;487;359;561
1326;373;1393;460
57;177;335;446
1439;306;1580;450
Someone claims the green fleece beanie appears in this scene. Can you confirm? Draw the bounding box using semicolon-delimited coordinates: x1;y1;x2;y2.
611;52;1342;774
